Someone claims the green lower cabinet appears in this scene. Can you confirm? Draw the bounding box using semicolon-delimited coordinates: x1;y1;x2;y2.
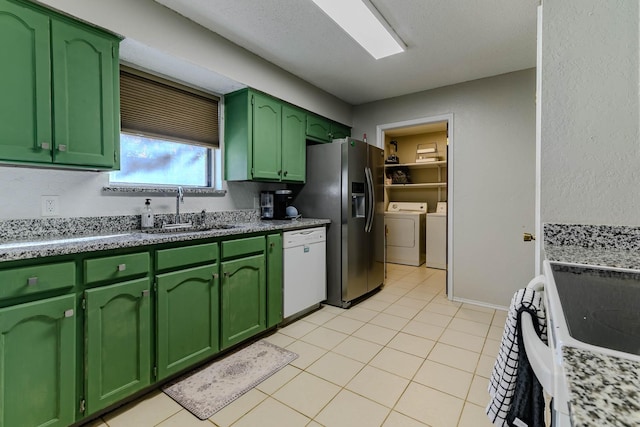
220;254;266;349
84;278;151;415
156;264;219;380
266;233;283;328
0;294;76;427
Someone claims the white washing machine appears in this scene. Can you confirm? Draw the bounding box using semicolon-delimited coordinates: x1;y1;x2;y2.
385;202;427;266
426;202;447;269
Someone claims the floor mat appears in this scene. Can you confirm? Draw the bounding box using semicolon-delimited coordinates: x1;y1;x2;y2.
162;339;298;419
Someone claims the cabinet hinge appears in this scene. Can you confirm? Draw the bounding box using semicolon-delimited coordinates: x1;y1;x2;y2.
79;398;86;414
154;281;158;292
112;45;116;58
153;366;158;378
251;96;254;105
81;298;86;310
114;150;117;162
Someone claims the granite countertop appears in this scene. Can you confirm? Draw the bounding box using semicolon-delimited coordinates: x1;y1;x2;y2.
562;347;640;427
0;218;330;263
544;223;640;426
544;244;640;271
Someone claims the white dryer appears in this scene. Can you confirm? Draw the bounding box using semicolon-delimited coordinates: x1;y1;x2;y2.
426;202;447;269
385;202;427;266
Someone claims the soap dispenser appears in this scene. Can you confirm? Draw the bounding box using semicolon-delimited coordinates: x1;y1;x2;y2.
142;199;154;229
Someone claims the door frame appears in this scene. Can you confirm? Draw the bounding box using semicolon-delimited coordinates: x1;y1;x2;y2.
376;113;454;297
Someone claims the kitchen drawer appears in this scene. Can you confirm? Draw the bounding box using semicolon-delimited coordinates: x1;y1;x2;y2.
0;261;75;301
84;252;149;285
222;236;265;260
156;242;219;271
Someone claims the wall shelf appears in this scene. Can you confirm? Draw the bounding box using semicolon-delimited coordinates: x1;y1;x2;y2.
384;160;447;169
385;183;447;189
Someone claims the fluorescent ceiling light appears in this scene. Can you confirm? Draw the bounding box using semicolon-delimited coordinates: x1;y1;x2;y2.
311;0;406;59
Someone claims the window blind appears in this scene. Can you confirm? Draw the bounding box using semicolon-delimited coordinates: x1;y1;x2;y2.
120;68;219;147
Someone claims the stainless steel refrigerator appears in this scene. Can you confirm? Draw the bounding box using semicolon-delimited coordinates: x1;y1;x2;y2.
294;138;385;308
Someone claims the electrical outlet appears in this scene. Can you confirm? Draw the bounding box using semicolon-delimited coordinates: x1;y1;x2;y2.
41;196;60;217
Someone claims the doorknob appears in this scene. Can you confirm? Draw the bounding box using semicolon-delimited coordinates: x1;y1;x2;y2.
523;233;536;242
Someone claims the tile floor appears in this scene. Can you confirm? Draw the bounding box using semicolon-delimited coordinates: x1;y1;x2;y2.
83;264;507;427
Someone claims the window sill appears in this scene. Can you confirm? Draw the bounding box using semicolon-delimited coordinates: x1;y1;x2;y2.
102;186;226;197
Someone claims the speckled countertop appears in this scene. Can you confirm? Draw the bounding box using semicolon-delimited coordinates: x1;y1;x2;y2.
0;215;330;262
562;347;640;427
544;223;640;426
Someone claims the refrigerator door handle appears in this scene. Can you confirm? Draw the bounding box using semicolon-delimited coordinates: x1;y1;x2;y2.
365;166;374;233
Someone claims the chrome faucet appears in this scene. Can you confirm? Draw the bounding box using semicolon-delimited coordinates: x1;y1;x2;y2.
175;186;184;224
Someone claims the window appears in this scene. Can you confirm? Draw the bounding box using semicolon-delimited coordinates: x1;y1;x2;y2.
110;68;220;187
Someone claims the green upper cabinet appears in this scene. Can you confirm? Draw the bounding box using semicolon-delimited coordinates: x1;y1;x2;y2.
224;88;305;183
0;0;120;170
252;93;282;180
306;114;332;143
306;113;351;143
0;0;52;164
330;122;351;140
51;18;119;168
0;294;76;427
281;105;306;182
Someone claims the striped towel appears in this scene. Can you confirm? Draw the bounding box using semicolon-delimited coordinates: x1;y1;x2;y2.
487;287;547;426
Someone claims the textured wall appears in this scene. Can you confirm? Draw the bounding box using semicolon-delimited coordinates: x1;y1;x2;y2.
353;70;537;307
541;0;640;225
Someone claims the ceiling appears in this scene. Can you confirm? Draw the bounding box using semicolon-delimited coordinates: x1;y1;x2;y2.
152;0;538;105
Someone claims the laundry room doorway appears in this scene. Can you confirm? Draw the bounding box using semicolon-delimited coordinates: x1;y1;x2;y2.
377;114;453;295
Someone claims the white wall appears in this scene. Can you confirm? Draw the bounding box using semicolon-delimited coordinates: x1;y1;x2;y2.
0;164;289;219
541;0;640;226
0;0;352;220
352;69;536;307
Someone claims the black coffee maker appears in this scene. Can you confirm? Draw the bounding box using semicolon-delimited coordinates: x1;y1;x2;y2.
274;189;292;220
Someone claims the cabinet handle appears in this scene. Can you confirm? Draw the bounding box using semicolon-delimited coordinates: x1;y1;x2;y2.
283;171;288;177
277;170;282;176
40;142;51;150
57;144;67;152
117;263;127;272
269;242;275;249
224;272;229;278
142;290;150;297
212;273;219;279
27;277;38;286
64;309;74;318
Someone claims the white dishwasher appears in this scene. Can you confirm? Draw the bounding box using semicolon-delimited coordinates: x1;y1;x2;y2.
283;227;327;318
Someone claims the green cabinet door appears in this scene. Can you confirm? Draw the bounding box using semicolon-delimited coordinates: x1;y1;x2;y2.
220;254;266;349
0;294;76;427
0;0;52;164
252;92;282;180
266;233;283;328
51;18;118;168
281;105;306;183
84;278;151;414
331;122;351;140
156;264;219;380
306;114;332;143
